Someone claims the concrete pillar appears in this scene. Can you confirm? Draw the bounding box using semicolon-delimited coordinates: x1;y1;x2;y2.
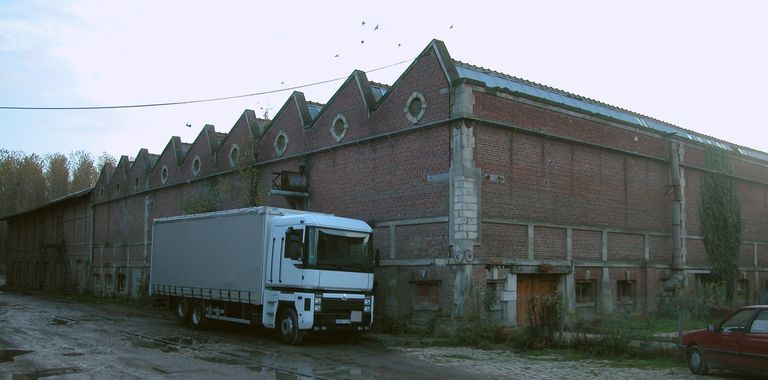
600;230;613;314
565;228;576;315
449;121;481;320
502;273;518;327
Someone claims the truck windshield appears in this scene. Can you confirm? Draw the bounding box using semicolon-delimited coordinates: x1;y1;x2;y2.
306;227;373;273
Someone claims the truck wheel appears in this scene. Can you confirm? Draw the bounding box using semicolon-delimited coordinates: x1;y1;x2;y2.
189;301;207;329
278;308;303;345
174;298;189;323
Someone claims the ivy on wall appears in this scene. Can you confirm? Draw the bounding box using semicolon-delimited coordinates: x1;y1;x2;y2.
239;166;268;206
700;148;742;301
181;183;219;215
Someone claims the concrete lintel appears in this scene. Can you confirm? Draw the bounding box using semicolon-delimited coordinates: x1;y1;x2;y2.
373;216;448;227
483;217;672;238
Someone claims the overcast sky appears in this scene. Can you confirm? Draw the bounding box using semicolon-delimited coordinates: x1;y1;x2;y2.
2;0;767;159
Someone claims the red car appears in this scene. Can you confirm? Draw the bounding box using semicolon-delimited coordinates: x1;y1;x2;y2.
682;305;768;375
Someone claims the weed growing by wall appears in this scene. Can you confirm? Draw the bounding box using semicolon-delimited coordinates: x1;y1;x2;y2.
700;148;742;301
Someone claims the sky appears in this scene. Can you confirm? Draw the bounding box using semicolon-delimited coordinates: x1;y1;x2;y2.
1;0;767;159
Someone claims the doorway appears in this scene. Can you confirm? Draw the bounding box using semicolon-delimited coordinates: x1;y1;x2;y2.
516;274;559;326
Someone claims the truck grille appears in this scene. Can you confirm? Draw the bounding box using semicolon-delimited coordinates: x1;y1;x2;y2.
322;298;363;312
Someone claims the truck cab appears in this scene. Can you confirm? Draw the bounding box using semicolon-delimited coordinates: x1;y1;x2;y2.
264;213;374;344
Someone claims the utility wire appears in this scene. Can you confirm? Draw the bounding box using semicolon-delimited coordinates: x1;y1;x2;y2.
0;58;413;110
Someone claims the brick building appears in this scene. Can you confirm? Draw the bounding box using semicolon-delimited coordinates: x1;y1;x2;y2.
3;189;92;294
3;40;768;327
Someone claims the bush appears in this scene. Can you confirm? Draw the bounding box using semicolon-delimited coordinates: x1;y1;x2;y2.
685;283;728;321
569;329;631;357
514;293;563;350
515;326;558;350
655;295;676;319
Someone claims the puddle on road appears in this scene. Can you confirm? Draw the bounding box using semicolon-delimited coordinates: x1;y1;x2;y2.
131;340;178;353
49;318;74;327
0;349;32;363
196;355;243;365
246;366;299;380
11;367;81;380
162;336;208;348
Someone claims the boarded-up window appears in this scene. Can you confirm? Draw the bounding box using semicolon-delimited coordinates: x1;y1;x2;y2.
575;280;596;305
617;280;636;311
415;283;439;306
117;273;127;293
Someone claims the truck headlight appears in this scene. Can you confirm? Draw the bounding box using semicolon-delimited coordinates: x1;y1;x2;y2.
364;297;371;313
314;296;322;312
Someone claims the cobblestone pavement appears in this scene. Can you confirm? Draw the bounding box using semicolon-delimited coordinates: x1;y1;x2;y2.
393;346;748;380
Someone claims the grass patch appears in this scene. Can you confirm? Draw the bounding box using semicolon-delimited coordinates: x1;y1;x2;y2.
572;313;715;339
519;347;683;370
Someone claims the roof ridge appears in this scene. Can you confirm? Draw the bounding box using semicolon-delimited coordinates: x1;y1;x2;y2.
453;59;650;120
369;81;391;89
452;58;768;156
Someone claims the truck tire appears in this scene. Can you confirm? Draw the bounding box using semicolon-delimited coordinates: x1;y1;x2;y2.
174;298;189;323
278;308;303;345
189;301;207;329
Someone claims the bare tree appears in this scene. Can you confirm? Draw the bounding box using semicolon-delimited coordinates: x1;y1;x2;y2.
70;150;98;192
16;154;47;212
0;150;22;217
96;151;117;175
46;153;70;199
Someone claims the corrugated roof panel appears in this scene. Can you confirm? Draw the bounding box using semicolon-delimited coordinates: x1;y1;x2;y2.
455;63;768;162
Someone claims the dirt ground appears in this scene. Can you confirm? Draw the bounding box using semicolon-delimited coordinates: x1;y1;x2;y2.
0;289;744;379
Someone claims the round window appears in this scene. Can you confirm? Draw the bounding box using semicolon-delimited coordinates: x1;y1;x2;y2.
330;114;348;142
161;165;169;184
274;131;289;156
229;144;240;167
192;156;201;176
405;92;426;124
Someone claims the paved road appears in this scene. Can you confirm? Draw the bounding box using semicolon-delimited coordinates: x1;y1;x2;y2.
0;290;745;379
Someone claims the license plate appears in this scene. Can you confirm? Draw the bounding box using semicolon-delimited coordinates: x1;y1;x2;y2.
335;319;351;324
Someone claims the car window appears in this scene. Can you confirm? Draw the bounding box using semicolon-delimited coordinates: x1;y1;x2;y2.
749;310;768;334
720;309;757;333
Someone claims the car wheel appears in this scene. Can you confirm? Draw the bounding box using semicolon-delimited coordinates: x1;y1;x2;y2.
278;308;303;345
174;298;189;323
189;301;207;329
687;345;709;375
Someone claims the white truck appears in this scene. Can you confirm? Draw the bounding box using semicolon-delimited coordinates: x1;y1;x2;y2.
149;206;374;344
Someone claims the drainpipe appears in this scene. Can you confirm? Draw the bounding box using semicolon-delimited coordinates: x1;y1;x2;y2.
669;139;684;270
668;136;686;347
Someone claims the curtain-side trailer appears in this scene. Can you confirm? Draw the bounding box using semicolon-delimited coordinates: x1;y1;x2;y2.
149;207;374;345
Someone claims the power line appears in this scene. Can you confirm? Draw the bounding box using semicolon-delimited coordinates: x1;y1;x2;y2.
0;58;413;110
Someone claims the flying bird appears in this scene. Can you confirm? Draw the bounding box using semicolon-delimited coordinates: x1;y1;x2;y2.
449;25;454;29
397;43;401;47
374;24;379;30
334;53;339;57
186;123;191;128
362;21;366;26
361;40;364;44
